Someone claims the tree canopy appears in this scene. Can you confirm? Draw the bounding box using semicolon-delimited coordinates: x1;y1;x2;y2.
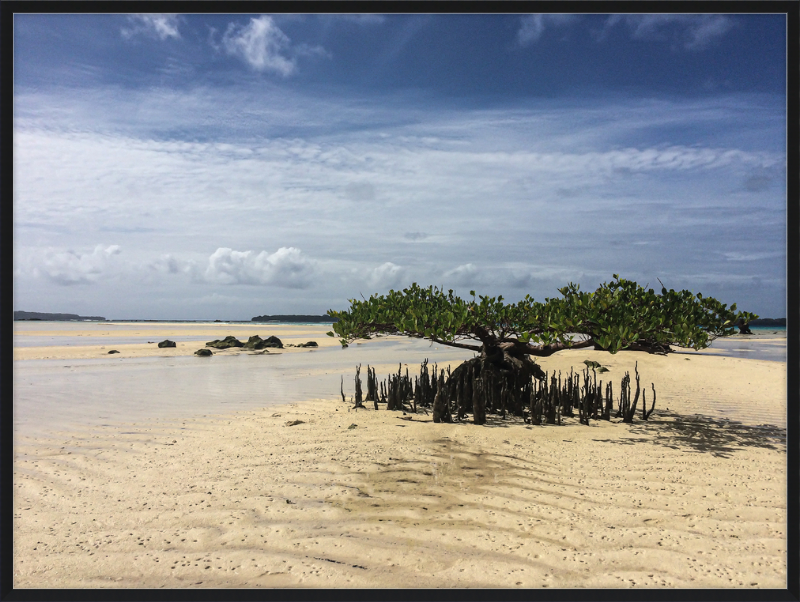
327;275;757;356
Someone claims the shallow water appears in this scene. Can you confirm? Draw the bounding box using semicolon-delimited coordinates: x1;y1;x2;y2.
13;338;475;439
13;326;786;439
12;334;219;348
673;336;786;363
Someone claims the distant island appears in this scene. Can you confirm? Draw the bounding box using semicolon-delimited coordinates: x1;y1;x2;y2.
252;314;338;323
14;311;107;321
747;318;786;326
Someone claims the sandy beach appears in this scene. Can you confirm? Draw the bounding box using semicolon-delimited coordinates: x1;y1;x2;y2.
13;323;788;589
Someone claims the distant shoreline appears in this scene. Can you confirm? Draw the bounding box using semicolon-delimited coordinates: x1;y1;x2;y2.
251;314;338;323
13;311;784;328
747;318;786;327
13;312;337;324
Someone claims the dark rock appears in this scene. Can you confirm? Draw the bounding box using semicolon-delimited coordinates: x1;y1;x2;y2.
242;335;267;350
158;340;177;348
205;336;244;349
195;349;213;356
296;341;319;348
263;335;283;348
108;350;120;354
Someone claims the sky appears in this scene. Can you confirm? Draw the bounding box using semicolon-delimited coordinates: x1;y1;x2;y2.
13;12;788;320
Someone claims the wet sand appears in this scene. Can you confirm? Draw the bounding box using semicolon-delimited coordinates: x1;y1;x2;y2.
13;324;787;589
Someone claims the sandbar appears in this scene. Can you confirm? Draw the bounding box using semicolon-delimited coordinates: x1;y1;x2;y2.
13;324;787;588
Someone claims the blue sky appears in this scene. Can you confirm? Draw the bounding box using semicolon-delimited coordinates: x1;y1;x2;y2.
13;12;787;319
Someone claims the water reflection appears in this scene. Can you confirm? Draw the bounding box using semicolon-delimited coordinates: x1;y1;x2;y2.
13;338;474;438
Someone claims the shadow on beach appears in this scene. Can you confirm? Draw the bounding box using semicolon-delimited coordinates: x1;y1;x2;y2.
594;411;786;458
473;411;786;459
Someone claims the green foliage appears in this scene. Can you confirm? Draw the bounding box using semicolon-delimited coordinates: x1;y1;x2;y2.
327;277;757;354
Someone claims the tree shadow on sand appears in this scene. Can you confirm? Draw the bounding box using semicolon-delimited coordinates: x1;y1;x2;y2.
592;411;786;458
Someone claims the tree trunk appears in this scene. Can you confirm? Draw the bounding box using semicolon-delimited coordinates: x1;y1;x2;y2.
471;364;486;425
432;372;451;423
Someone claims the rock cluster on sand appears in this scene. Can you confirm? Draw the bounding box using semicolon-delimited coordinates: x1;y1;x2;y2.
206;335;283;350
157;340;176;348
205;336;244;349
194;349;213;356
242;335;283;349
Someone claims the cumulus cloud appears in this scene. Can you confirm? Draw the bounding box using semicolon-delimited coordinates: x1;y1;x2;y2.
367;262;406;289
149;254;193;275
221;16;296;75
444;263;480;286
203;247;315;288
517;14;578;46
603;15;735;50
39;244;121;285
122;14;181;40
12;81;785;317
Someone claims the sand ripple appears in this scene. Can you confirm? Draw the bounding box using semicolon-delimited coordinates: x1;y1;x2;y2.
14;397;786;588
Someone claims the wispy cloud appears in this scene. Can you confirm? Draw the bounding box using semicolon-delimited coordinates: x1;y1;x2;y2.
13;82;785;316
721;251;784;262
221;16;297;75
602;15;735;50
121;14;181;41
216;15;330;75
517;14;579;46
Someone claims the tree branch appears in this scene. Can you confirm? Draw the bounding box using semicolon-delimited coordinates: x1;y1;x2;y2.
428;337;483;352
498;338;595;357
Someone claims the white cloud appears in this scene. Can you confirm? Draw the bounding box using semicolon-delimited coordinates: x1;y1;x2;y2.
39;244;121;286
683;15;735;50
222;16;296;75
203;247;315;288
367;262;406;289
444;263;480;287
605;15;735;50
517;14;578;46
721;251;784;262
149;254;193;275
122;14;181;41
12;83;786;318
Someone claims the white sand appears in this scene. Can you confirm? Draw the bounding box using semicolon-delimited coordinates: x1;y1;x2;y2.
13;324;787;588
